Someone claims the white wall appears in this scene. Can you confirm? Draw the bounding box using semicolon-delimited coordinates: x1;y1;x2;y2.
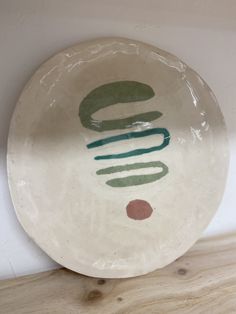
1;0;236;279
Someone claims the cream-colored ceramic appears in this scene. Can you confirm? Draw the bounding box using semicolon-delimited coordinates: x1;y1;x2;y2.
7;38;229;278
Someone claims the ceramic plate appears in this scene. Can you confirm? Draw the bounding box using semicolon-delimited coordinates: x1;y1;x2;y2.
7;38;229;278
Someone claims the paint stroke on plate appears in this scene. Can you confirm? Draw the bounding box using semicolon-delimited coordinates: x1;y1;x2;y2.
94;140;170;160
97;161;168;187
79;81;162;132
87;128;170;149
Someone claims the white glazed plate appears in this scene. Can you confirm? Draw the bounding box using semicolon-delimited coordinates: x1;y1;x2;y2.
7;38;229;278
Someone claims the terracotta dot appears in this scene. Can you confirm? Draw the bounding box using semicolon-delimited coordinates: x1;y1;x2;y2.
126;199;153;220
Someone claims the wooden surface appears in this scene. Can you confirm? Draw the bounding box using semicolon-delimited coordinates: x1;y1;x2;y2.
1;234;236;313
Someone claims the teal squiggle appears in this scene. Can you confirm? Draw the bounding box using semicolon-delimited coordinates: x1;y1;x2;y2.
87;128;169;149
93;128;170;160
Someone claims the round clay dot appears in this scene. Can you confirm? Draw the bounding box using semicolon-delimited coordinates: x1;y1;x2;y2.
126;199;153;220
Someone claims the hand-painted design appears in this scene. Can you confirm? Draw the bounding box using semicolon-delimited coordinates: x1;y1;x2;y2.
79;81;162;132
104;162;168;187
87;128;170;149
96;161;167;175
126;199;153;220
94;131;170;160
79;80;170;193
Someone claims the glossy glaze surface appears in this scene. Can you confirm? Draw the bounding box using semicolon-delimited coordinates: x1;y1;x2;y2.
7;38;229;278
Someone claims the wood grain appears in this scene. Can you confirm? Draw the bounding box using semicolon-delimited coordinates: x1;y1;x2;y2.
1;233;236;313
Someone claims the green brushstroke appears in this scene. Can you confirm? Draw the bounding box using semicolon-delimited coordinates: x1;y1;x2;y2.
79;81;162;132
87;128;170;149
96;161;167;175
105;162;169;187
